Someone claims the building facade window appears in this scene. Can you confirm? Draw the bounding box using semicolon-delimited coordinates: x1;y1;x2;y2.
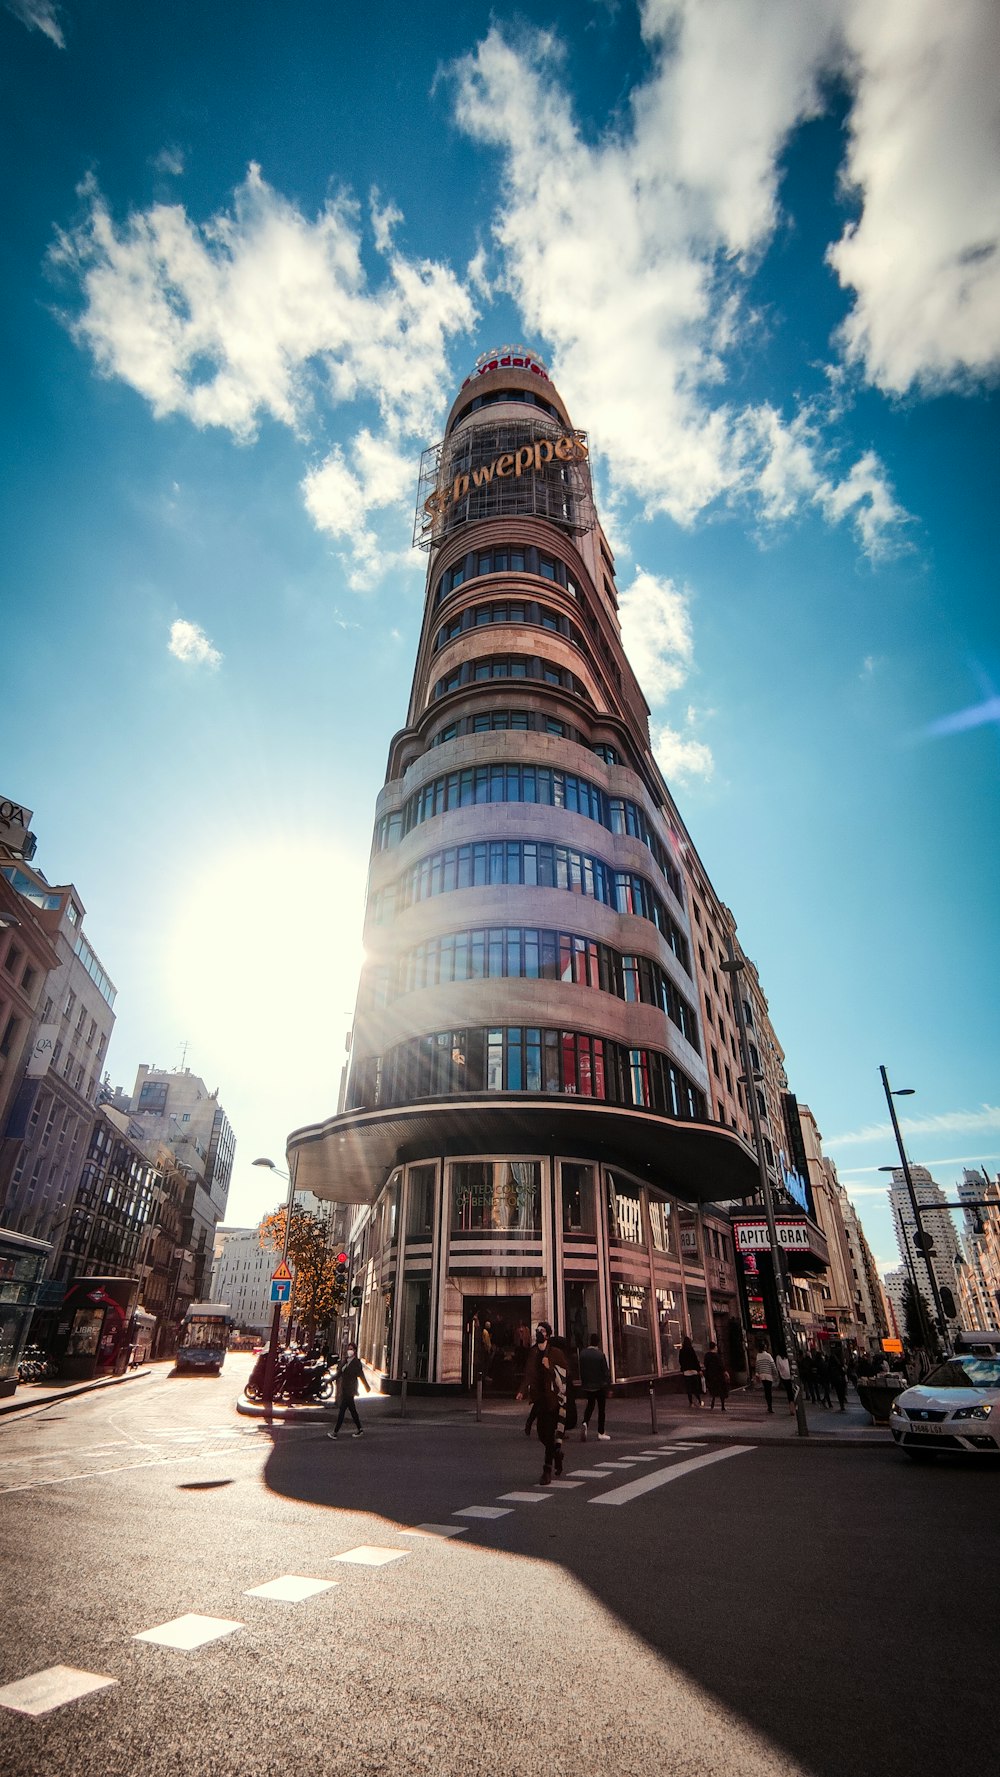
450;1160;541;1233
372;846;689;978
350;1025;706;1123
375;761;681;905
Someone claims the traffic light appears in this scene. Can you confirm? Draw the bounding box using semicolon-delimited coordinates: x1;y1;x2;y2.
939;1285;957;1320
350;1286;363;1308
333;1251;349;1303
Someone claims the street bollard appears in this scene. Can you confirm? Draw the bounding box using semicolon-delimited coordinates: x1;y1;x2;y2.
649;1382;658;1433
476;1376;483;1422
400;1371;408;1420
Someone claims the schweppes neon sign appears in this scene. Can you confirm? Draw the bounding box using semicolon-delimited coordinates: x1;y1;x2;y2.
424;431;589;520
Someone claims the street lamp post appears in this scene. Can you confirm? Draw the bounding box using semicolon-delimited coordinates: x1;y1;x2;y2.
879;1067;951;1353
253;1156;297;1421
721;939;809;1437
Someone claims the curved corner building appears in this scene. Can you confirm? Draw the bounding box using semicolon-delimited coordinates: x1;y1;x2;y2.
289;348;762;1391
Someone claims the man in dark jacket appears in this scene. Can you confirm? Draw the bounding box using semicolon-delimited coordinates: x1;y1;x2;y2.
327;1343;371;1438
578;1334;612;1440
516;1322;568;1484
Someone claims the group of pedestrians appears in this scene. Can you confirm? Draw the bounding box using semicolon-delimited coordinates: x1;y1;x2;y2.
796;1347;848;1411
517;1324;614;1485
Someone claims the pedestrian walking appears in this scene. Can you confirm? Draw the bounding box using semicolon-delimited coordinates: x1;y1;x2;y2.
753;1343;780;1413
799;1349;818;1402
828;1350;848;1412
516;1321;568;1485
813;1348;832;1408
699;1336;731;1407
703;1341;729;1411
678;1335;704;1408
327;1343;371;1438
775;1352;796;1413
578;1333;612;1440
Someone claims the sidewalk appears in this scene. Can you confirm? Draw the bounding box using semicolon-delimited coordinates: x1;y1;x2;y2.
236;1375;888;1446
0;1363;156;1418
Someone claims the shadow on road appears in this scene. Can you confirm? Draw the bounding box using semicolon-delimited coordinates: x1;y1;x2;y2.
256;1413;1000;1777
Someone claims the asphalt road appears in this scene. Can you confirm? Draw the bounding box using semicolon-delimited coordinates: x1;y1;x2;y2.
1;1354;996;1777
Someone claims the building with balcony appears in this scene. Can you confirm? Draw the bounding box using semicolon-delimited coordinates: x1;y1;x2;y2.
288;349;815;1391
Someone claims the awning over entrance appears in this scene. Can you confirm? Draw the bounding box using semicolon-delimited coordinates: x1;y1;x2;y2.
287;1095;760;1207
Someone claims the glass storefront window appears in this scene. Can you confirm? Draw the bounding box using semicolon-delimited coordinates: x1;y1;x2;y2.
611;1281;653;1379
685;1290;712;1354
607;1173;644;1246
656;1287;681;1369
649;1197;672;1252
406;1165;436;1239
561;1162;595;1234
400;1279;431;1381
451;1161;541;1233
564;1280;601;1360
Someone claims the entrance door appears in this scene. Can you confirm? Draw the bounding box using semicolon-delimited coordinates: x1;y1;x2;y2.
462;1296;533;1395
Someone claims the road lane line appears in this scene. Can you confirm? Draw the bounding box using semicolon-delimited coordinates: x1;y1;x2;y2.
590;1444;754;1504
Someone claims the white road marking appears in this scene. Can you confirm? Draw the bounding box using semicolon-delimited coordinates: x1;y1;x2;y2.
590;1445;754;1505
601;1460;641;1468
134;1613;243;1650
333;1545;410;1565
453;1505;513;1520
245;1575;338;1602
569;1466;620;1478
401;1524;468;1538
545;1479;584;1488
0;1665;117;1717
497;1491;553;1503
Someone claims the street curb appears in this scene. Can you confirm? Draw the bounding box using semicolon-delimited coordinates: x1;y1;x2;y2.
0;1365;153;1418
236;1394;336;1422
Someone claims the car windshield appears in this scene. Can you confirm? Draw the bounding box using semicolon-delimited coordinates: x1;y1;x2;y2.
921;1356;1000;1390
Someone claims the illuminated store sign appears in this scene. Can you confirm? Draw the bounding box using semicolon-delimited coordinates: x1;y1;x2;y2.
461;345;550;388
733;1218;813;1253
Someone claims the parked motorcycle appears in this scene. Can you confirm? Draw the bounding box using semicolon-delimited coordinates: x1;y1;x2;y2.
245;1347;333;1402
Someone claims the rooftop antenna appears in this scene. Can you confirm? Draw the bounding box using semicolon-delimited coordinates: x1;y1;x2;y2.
179;1038;190;1071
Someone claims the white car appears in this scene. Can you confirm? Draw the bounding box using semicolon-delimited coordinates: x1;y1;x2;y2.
889;1352;1000;1459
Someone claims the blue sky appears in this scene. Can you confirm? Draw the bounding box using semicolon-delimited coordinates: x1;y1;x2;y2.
2;0;997;1276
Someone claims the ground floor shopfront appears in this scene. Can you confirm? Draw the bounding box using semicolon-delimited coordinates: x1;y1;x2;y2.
346;1153;746;1392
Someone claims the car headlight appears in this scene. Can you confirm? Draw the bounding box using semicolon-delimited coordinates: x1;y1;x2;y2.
952;1403;993;1421
889;1399;905;1416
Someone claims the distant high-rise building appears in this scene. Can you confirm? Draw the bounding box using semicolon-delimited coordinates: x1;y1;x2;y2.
888;1166;963;1329
128;1065;235;1303
210;1227;274;1335
956;1168;1000;1331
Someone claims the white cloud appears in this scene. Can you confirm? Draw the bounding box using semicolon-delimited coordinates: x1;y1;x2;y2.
52;164;476;578
618;570;694;702
826;1106;1000;1149
53;164;474;442
651;722;714;784
829;0;1000;394
301;428;416;589
168;618;222;668
618;570;714;781
153;145;185;178
447;15;909;559
6;0;64;48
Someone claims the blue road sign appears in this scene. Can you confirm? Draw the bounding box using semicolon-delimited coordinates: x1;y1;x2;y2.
270;1279;291;1303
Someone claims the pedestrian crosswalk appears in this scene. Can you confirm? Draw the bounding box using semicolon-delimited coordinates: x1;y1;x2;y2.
0;1436;754;1719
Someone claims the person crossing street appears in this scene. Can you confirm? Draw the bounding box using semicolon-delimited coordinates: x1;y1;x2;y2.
327;1343;371;1439
516;1322;568;1484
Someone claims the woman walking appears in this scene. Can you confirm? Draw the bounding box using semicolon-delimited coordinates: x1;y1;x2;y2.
703;1341;729;1411
327;1343;371;1439
678;1335;704;1408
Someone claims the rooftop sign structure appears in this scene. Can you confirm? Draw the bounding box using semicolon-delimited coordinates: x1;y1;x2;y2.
413;418;595;550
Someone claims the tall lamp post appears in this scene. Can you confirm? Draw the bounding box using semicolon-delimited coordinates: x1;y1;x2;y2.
721;939;809;1438
253;1155;298;1421
878;1068;951;1353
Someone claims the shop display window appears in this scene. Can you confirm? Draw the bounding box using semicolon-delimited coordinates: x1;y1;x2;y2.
561;1162;596;1235
612;1280;653;1378
406;1165;436;1239
451;1160;541;1233
607;1173;644;1246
